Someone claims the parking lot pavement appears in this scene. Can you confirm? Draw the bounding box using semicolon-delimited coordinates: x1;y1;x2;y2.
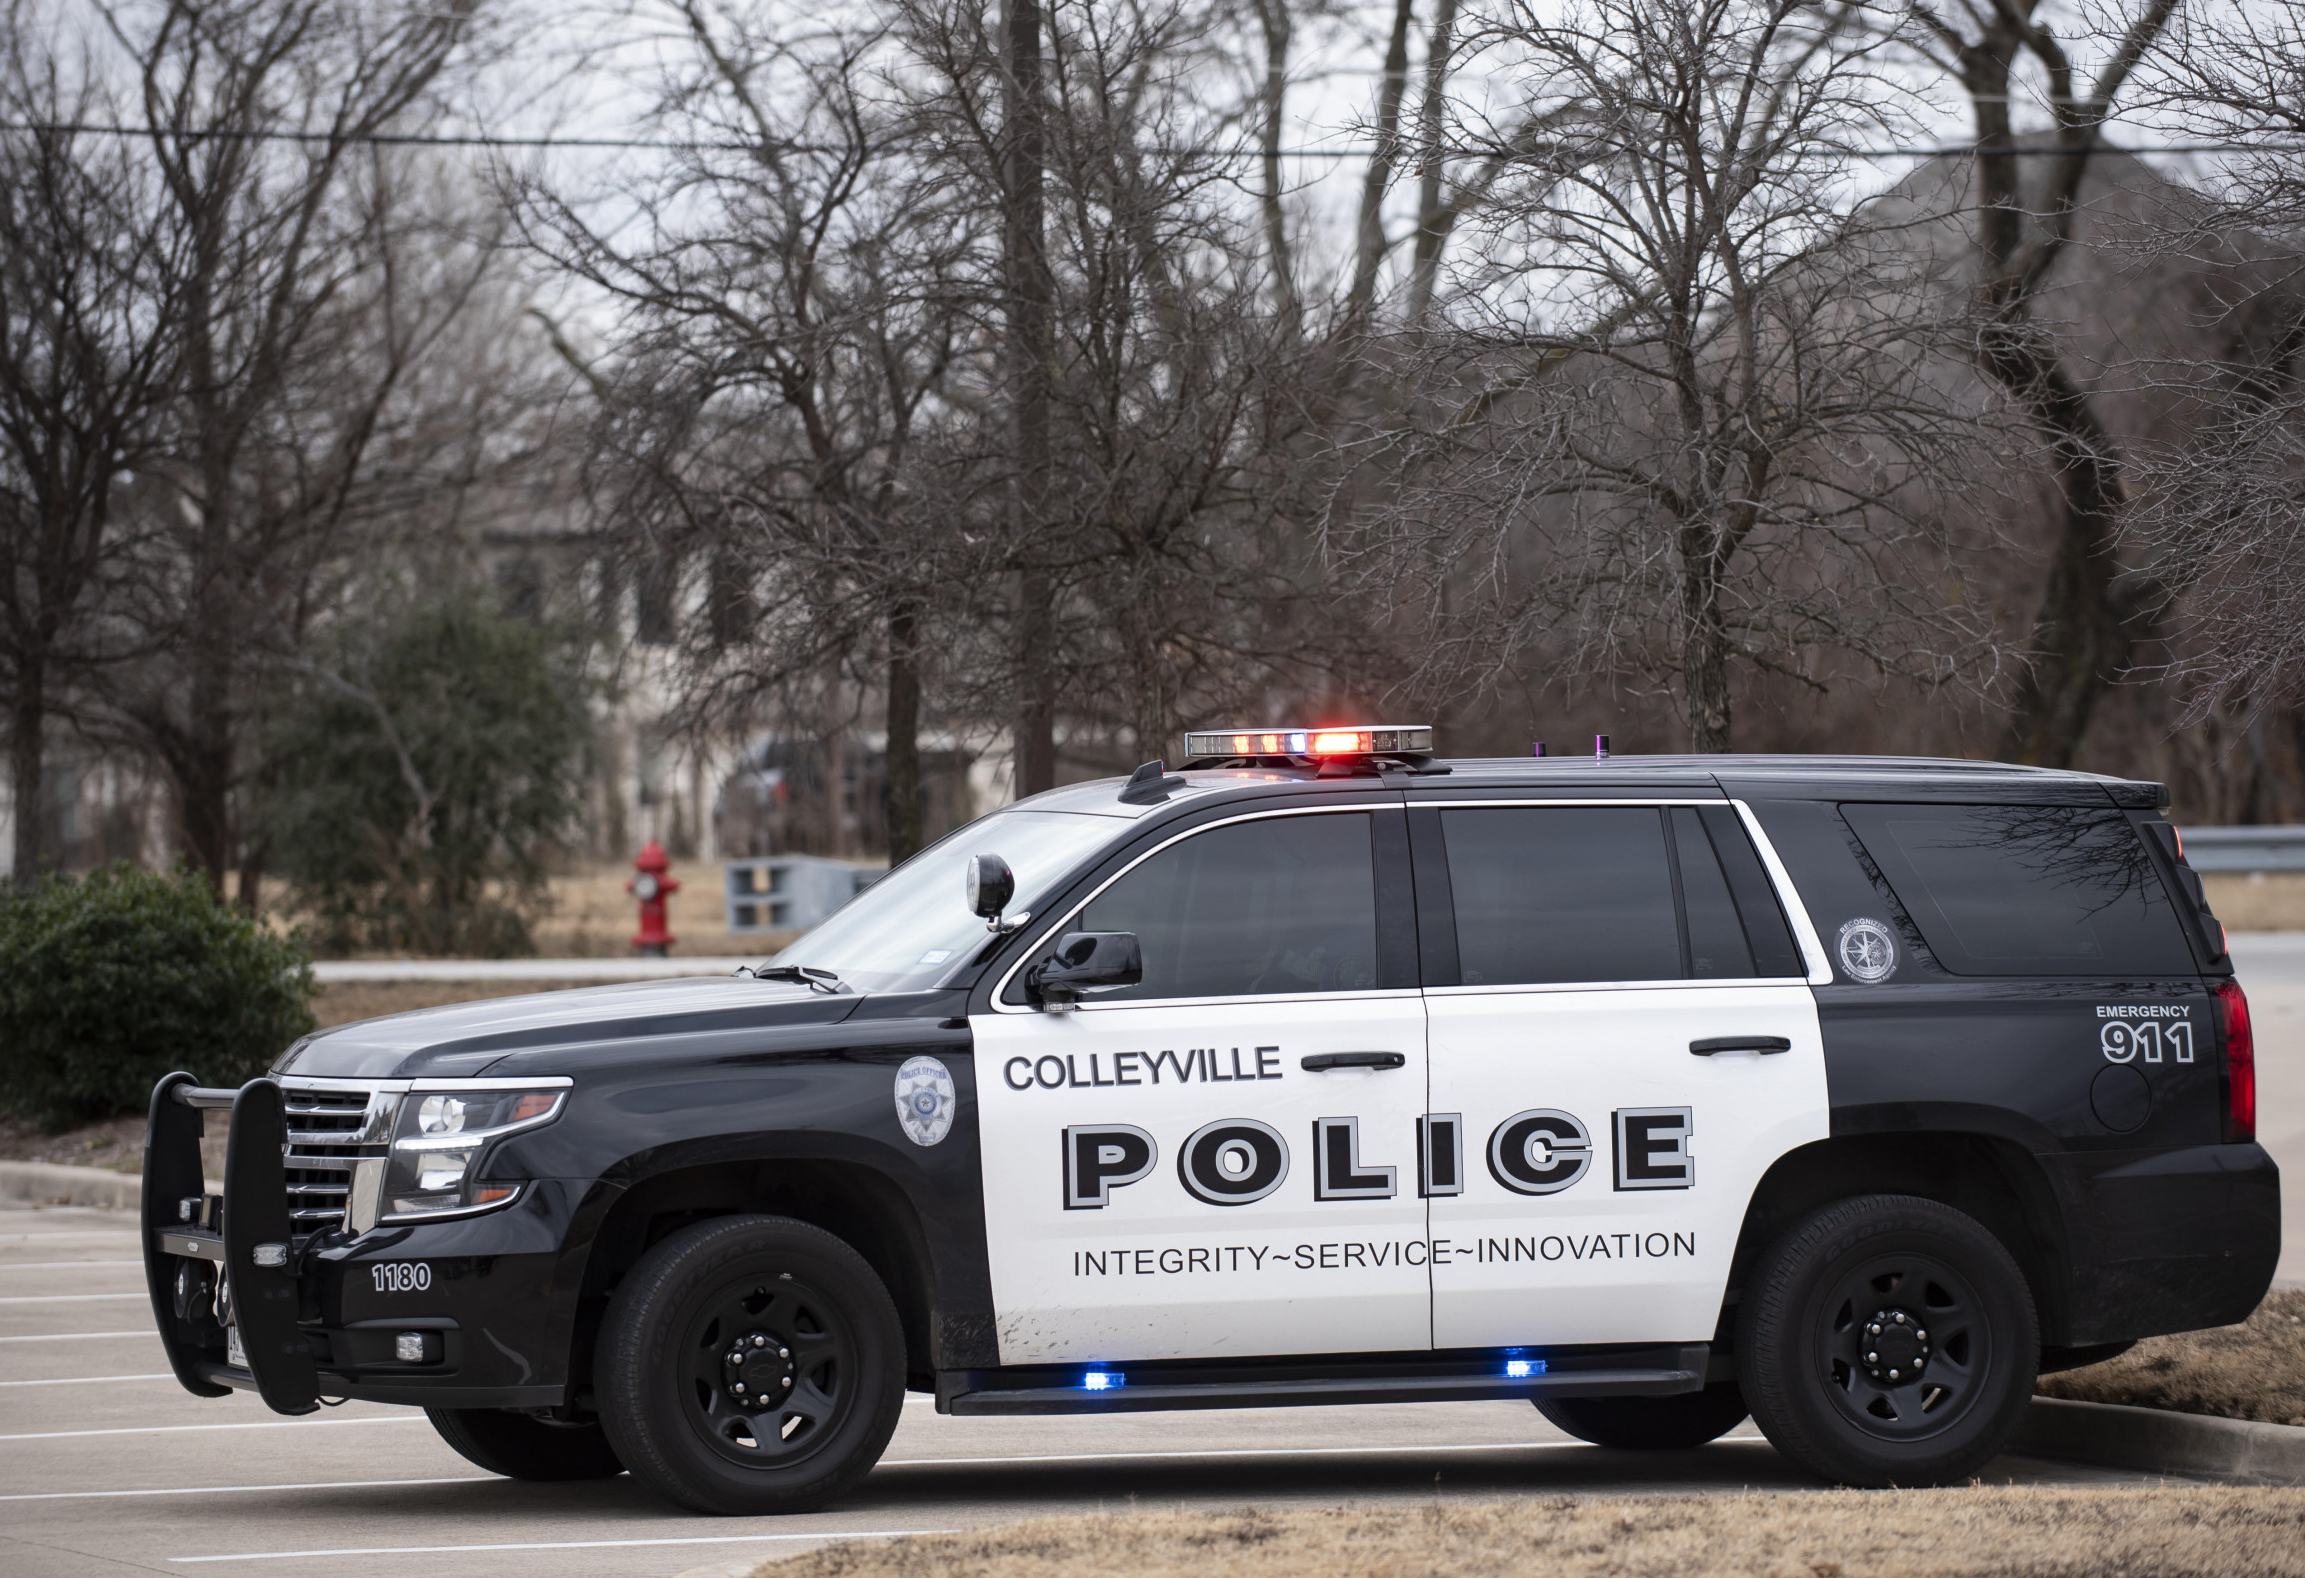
2;1205;2215;1578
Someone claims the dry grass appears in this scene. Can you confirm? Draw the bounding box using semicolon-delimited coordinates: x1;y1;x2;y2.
758;1490;2305;1578
2039;1289;2305;1426
2203;874;2305;933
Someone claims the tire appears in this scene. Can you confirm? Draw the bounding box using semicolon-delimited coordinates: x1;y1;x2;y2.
425;1407;624;1481
1534;1380;1750;1449
1736;1193;2037;1487
596;1214;905;1515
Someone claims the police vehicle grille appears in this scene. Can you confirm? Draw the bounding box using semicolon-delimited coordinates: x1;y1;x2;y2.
281;1084;393;1232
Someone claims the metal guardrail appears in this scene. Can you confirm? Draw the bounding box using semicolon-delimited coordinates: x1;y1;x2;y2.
2178;825;2305;873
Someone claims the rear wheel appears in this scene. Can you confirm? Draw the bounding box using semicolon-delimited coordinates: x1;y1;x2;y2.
425;1407;624;1481
1737;1194;2037;1487
597;1214;904;1515
1534;1381;1749;1449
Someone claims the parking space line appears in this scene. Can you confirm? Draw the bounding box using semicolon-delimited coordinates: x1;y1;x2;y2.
1;1416;429;1441
0;1372;175;1386
170;1528;956;1562
0;1330;153;1342
0;1293;148;1303
0;1260;144;1270
0;1232;140;1242
0;1477;481;1503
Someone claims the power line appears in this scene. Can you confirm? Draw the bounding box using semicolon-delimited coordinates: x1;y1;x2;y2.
4;120;2297;159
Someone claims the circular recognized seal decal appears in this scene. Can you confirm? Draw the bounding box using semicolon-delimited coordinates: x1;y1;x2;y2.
893;1055;957;1147
1835;917;1898;984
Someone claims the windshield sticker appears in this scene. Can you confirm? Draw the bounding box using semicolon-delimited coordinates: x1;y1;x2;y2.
894;1055;958;1147
1835;917;1898;983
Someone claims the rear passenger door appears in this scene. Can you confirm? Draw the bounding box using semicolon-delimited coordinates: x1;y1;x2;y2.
1418;800;1829;1350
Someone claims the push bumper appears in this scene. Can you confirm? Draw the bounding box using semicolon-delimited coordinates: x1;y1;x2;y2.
142;1072;580;1414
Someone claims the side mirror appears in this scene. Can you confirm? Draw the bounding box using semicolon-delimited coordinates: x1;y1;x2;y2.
965;853;1015;922
1027;931;1143;1008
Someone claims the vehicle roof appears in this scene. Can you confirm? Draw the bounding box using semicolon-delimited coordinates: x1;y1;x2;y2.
1008;753;2167;818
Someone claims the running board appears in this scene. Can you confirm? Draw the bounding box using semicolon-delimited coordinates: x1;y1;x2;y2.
937;1344;1708;1415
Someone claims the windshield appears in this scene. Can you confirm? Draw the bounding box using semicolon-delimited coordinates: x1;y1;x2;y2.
768;809;1124;993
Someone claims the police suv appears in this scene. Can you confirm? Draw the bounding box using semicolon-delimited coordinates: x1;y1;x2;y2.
142;729;2279;1512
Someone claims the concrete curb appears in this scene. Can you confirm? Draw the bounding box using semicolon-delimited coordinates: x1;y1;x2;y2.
0;1159;142;1211
2015;1395;2305;1484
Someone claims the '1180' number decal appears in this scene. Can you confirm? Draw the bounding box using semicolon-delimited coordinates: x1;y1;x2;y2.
2102;1021;2192;1064
371;1262;430;1293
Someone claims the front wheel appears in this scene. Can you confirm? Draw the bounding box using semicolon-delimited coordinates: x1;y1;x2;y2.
597;1214;905;1515
1736;1194;2037;1487
425;1407;623;1480
1534;1380;1749;1449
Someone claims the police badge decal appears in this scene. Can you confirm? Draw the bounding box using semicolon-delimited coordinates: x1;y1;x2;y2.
894;1055;957;1146
1835;917;1898;984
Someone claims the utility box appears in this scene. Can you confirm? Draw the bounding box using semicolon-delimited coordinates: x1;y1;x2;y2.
724;856;886;934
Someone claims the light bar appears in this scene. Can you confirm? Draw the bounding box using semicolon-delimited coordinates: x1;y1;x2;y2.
1184;725;1433;758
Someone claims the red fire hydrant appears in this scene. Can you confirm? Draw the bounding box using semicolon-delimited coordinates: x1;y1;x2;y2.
629;840;680;956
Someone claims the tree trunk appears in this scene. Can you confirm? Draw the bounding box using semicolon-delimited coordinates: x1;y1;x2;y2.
1681;547;1733;753
10;654;45;886
1985;333;2145;766
1005;0;1057;798
883;603;925;865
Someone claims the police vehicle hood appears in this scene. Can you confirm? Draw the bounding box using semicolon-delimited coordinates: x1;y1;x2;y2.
273;977;861;1081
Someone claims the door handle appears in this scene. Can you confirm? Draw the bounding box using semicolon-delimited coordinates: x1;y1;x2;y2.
1689;1036;1792;1056
1301;1051;1408;1071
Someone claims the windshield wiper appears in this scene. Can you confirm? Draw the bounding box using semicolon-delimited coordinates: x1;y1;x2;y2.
737;965;846;994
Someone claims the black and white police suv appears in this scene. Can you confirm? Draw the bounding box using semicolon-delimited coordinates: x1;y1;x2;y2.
143;728;2278;1511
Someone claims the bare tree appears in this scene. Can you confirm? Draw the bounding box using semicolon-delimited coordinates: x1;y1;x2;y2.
2113;0;2305;717
0;9;178;882
521;1;981;863
1333;0;1996;751
94;0;485;896
1909;0;2178;765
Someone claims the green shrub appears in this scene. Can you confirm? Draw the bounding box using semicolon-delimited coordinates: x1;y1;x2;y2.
0;864;318;1132
262;593;594;957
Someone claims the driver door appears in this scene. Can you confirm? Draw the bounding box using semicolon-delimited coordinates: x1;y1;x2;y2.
971;806;1431;1366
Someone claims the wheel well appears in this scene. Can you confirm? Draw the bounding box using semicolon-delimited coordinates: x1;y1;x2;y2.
573;1160;937;1394
1728;1133;2073;1347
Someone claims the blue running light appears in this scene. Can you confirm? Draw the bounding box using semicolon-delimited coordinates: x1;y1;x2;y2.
1504;1358;1546;1379
1082;1371;1123;1391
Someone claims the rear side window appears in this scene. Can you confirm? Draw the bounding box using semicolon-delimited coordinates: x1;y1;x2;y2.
1445;807;1681;984
1439;805;1799;985
1841;803;2197;976
1068;812;1381;1000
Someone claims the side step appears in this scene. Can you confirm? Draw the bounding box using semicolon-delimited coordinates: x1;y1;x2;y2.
937;1344;1708;1415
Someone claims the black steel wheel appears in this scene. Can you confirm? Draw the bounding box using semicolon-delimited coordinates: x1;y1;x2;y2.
425;1407;624;1480
597;1214;904;1515
1737;1194;2036;1487
1534;1380;1749;1449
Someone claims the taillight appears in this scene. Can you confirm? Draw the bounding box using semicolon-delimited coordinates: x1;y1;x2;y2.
2215;979;2255;1144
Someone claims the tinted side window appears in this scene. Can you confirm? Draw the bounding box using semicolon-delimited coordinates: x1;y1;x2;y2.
1444;807;1681;985
1669;808;1753;978
1842;803;2197;976
1073;813;1380;1000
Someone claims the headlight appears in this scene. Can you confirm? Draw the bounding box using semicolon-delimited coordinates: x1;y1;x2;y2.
382;1084;567;1221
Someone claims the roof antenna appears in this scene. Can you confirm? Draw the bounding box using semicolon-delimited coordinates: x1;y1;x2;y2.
1531;740;1546;758
1594;733;1611;759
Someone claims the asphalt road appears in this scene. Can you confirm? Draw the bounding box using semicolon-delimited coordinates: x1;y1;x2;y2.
11;939;2305;1578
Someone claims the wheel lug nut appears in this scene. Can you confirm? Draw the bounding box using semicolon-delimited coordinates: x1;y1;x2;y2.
1889;1369;1900;1380
752;1335;766;1347
778;1347;789;1358
733;1382;746;1394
